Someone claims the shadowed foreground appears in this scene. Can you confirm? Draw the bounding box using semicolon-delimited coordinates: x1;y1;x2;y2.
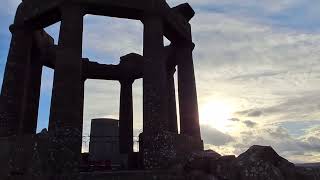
1;131;318;180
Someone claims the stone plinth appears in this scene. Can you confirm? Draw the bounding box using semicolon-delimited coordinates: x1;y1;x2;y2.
140;131;203;169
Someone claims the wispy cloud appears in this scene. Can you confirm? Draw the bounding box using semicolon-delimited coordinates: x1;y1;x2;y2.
83;15;143;64
201;125;235;146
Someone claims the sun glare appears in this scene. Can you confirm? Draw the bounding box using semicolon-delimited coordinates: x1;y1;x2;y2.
199;101;234;132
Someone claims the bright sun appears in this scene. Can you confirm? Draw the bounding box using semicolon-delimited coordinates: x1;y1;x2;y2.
199;101;234;132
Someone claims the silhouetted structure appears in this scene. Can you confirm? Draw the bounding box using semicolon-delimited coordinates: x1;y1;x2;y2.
0;0;203;179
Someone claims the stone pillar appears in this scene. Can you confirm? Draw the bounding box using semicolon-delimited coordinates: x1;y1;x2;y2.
23;52;43;134
142;15;168;135
0;10;33;137
142;15;176;168
1;30;48;136
119;79;134;154
167;67;178;133
0;6;43;178
177;41;201;138
48;5;84;176
23;30;55;134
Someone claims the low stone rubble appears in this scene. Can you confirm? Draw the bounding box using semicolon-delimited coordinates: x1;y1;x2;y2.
185;145;320;180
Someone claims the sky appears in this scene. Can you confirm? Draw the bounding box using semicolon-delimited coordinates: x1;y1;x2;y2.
0;0;320;163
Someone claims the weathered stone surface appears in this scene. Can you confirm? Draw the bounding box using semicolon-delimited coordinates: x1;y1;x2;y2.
296;166;320;180
142;14;172;168
0;137;14;180
208;155;237;180
0;24;33;137
235;145;297;180
172;3;195;22
83;53;144;81
204;150;223;159
188;145;320;180
0;129;81;180
79;170;218;180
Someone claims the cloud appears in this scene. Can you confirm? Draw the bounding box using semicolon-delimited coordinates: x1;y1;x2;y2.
202;124;320;163
247;111;263;117
170;0;320;31
170;0;301;13
235;91;320;123
228;118;240;122
83;15;143;64
229;71;286;81
201;125;234;146
227;118;258;128
242;120;257;128
298;126;320;151
237;109;263;117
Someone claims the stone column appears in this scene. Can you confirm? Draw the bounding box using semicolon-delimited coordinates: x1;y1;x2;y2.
177;41;201;138
23;53;43;134
48;5;84;176
0;11;33;137
0;6;40;178
142;15;168;135
142;15;176;168
23;30;55;134
119;79;134;154
167;67;178;133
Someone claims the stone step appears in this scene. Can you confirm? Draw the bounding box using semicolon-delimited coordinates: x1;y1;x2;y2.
79;170;213;180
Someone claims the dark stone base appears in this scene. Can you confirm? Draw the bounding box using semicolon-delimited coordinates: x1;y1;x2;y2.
0;135;38;180
0;131;81;180
4;170;214;180
79;170;214;180
140;131;203;169
0;137;13;180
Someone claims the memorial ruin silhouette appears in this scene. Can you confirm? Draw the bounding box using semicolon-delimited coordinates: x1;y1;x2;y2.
0;0;203;178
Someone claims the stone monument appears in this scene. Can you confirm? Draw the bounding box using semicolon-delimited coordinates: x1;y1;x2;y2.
0;0;203;179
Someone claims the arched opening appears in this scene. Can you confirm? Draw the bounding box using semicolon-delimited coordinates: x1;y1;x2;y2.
81;15;143;156
132;79;143;152
82;80;120;152
36;67;54;132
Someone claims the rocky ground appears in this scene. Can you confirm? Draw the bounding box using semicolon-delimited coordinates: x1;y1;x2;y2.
184;145;320;180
